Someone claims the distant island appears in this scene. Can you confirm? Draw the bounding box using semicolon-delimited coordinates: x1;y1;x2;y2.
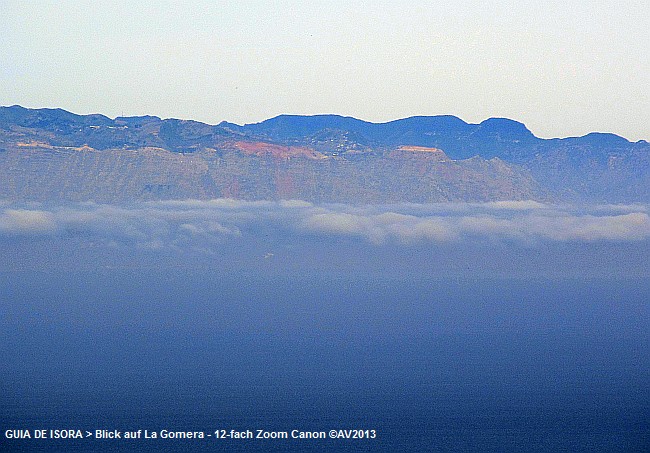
1;105;648;204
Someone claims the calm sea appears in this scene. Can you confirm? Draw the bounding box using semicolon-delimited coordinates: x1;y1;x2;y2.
1;271;648;451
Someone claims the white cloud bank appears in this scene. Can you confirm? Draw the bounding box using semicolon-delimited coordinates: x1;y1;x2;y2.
1;200;649;248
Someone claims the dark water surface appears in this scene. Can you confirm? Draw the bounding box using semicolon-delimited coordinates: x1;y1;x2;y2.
1;271;648;451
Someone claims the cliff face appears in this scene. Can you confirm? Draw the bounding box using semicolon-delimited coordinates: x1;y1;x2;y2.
0;144;542;204
1;106;647;204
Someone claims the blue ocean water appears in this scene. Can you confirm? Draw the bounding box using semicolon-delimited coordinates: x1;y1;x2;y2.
1;271;648;451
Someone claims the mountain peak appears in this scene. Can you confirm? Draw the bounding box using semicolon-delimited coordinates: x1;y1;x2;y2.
476;117;536;140
579;132;630;145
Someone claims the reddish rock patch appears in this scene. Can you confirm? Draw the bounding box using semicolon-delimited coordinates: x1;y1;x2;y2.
234;141;326;160
389;145;450;161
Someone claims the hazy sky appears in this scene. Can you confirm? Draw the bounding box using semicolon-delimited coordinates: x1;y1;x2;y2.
1;0;648;140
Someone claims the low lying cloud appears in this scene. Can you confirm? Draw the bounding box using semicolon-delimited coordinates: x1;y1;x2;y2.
303;211;456;244
0;209;56;235
0;200;648;248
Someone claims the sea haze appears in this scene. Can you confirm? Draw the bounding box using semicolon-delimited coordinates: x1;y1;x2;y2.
1;200;649;451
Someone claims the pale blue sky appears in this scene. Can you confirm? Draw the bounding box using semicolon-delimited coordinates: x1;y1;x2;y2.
1;0;648;140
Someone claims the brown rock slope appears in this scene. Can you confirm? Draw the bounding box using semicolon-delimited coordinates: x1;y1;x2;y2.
0;139;543;203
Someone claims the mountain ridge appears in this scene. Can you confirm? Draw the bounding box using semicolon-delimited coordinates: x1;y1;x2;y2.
1;105;648;203
5;104;646;143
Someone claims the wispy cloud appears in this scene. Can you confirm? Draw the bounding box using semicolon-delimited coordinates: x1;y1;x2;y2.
0;200;648;248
